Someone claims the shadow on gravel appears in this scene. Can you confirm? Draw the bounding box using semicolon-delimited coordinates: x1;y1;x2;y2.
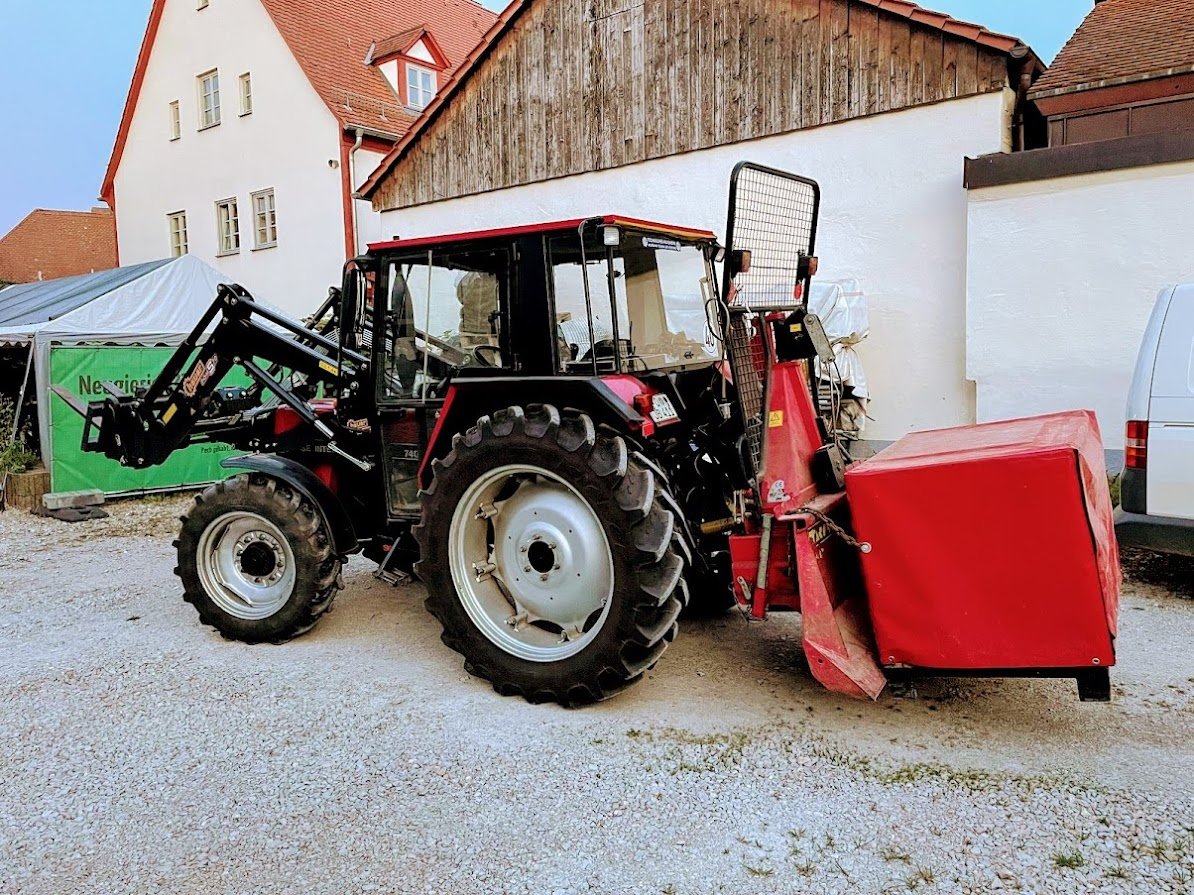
1121;548;1194;600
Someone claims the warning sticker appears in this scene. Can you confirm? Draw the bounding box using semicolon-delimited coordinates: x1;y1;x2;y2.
768;410;784;428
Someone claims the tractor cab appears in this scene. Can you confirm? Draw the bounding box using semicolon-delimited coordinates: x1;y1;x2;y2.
357;217;725;400
337;219;732;522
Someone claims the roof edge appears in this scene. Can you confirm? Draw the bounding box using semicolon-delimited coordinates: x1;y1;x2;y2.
359;0;1037;201
360;0;527;200
1028;63;1194;102
99;0;167;206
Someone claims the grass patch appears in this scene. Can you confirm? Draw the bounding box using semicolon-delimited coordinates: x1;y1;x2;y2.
744;865;775;878
802;740;1085;795
626;726;756;774
1053;850;1086;870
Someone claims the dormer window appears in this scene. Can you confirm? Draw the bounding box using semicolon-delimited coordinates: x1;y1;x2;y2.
406;64;435;111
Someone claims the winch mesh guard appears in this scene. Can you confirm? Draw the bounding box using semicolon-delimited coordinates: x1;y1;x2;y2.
722;163;820;312
722;163;821;478
727;314;767;478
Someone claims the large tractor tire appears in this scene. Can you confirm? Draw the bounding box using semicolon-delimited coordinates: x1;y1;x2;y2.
176;473;342;643
415;405;687;706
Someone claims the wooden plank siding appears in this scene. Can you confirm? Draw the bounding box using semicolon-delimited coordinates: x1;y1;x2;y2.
373;0;1012;211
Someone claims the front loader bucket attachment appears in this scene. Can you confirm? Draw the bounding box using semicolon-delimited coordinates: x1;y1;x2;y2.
792;510;886;701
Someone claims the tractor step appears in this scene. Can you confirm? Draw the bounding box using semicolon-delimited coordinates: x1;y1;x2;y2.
373;566;411;586
373;538;412;586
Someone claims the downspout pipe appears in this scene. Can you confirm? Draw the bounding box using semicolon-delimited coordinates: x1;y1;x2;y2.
348;128;365;254
1009;44;1037;152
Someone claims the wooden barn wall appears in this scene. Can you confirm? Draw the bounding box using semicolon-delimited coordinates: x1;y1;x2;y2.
374;0;1010;211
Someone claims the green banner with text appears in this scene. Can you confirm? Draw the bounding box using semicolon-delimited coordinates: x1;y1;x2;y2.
49;346;241;494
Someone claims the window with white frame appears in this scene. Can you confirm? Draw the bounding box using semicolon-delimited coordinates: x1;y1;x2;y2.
198;70;221;128
168;212;188;257
406;64;435;110
251;189;277;249
239;73;253;116
169;100;181;140
215;198;240;255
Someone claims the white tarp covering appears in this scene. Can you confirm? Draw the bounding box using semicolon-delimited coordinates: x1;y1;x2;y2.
809;278;870;400
0;255;235;472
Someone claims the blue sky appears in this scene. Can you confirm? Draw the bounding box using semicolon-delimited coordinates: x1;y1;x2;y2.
0;0;1090;237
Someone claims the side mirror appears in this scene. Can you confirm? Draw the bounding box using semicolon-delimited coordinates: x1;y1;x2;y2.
728;249;752;278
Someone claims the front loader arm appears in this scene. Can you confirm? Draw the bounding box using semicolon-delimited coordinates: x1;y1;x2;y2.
80;284;370;470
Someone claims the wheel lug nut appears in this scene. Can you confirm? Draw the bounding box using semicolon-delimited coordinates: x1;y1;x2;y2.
540;574;549;582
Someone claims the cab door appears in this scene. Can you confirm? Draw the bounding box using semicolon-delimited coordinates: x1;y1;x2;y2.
373;245;512;518
1147;284;1194;520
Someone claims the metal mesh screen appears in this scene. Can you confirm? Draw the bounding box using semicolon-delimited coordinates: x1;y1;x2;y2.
727;313;766;474
724;164;820;311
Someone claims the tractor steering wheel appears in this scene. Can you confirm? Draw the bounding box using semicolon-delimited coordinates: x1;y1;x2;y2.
470;344;503;368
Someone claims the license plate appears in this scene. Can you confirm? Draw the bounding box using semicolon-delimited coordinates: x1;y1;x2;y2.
649;395;680;424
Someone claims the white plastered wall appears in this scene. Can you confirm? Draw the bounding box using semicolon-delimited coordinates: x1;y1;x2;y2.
354;148;391;252
376;91;1013;441
113;0;352;315
966;158;1194;440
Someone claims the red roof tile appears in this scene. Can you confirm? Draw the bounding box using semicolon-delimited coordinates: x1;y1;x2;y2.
0;209;118;285
100;0;497;205
1030;0;1194;100
861;0;1022;53
360;0;1031;199
258;0;496;135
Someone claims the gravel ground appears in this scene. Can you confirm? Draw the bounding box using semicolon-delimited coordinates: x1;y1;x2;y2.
1;496;1192;895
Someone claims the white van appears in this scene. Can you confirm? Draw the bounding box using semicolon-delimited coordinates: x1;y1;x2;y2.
1116;284;1194;556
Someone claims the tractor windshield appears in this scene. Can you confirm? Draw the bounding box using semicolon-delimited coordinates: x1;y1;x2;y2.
551;228;721;374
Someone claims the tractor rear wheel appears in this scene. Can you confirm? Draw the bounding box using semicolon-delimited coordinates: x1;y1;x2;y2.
415;405;686;706
176;473;342;643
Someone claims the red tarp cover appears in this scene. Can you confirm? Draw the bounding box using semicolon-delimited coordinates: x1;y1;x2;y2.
844;411;1120;670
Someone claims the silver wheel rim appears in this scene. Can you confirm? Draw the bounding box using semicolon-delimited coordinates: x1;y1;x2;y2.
196;511;297;620
449;464;615;663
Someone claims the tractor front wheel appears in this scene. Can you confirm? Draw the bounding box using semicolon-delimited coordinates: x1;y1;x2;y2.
416;405;686;706
176;473;342;643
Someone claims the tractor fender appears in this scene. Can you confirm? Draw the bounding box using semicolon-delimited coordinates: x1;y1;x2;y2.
418;378;646;488
220;454;359;556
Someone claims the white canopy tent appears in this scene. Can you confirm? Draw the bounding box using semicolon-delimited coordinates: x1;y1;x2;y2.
0;255;235;481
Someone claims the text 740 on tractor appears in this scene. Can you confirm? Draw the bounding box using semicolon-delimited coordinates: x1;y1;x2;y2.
74;164;1120;705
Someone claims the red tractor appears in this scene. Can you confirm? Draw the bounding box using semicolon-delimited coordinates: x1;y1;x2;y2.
76;165;1120;704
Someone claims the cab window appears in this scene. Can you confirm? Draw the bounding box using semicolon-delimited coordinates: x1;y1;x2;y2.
380;246;509;400
548;229;719;374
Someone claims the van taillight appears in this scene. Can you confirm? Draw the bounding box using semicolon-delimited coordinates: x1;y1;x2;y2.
1125;420;1148;469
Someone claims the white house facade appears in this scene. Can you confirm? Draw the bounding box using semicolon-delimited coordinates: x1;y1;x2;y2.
102;0;495;315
